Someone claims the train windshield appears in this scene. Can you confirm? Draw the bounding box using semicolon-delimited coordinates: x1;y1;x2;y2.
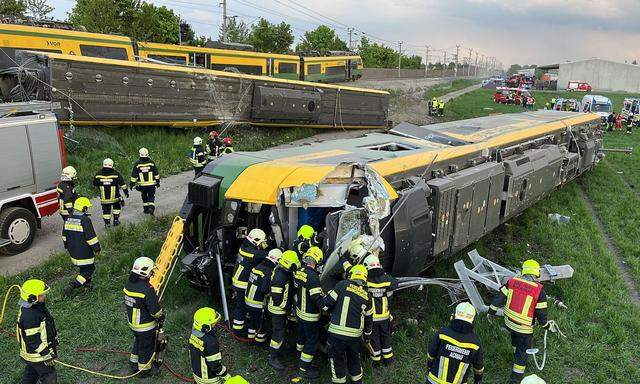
592;103;611;113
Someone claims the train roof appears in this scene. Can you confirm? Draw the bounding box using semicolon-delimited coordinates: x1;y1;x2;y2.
0;23;132;43
219;110;599;204
137;41;300;60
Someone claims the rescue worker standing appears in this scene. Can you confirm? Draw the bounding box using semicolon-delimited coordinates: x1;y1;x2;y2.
231;229;269;335
93;158;128;228
244;249;282;343
190;137;207;177
189;307;230;384
57;166;78;221
221;137;235;155
62;197;100;296
17;279;59;384
431;97;438;116
293;225;321;257
363;254;398;366
130;148;160;216
206;130;223;160
489;259;552;383
268;250;300;371
124;256;165;377
438;99;445;116
426;302;484;384
324;265;373;384
294;246;327;379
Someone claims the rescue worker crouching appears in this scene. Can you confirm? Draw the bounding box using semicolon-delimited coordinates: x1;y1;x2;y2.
231;228;269;336
17;279;59;384
124;256;165;377
294;246;328;379
427;302;484;384
244;249;283;343
93;158;128;228
324;265;373;384
57;166;78;222
268;250;300;371
130;148;160;216
62;197;100;296
190;137;207;177
489;259;553;383
221;137;235;155
189;307;230;384
206;130;223;160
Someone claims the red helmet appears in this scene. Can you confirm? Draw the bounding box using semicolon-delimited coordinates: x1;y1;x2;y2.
209;130;219;139
222;137;232;146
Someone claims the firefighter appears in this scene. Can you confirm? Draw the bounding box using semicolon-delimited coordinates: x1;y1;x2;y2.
17;279;59;384
268;250;299;371
62;197;100;296
57;166;78;222
124;256;164;377
431;97;438;116
190;137;207;177
130;148;160;216
93;158;128;228
221;137;235;155
231;228;269;335
293;246;327;379
438;99;445;116
189;307;231;384
426;302;484;384
489;259;552;383
324;265;373;384
363;254;398;366
544;101;551;110
244;249;282;343
206;130;223;160
293;224;321;257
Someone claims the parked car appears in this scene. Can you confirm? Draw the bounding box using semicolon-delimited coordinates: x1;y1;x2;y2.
493;87;535;105
567;81;592;92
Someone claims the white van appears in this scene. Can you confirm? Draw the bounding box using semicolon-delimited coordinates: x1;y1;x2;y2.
581;95;612;118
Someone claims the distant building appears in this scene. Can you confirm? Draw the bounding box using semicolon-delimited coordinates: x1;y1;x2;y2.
550;59;640;92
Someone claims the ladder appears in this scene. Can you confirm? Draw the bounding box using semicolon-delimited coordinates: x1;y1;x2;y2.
150;217;185;298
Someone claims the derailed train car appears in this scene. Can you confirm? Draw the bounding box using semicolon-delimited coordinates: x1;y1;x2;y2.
176;110;603;288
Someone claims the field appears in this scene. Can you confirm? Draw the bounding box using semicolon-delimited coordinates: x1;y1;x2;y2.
1;86;639;383
423;78;480;100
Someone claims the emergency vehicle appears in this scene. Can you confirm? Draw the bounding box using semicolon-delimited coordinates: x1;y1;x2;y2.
566;81;592;92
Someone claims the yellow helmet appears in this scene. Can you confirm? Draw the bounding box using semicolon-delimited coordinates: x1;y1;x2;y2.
522;259;541;277
297;225;315;240
349;264;368;282
304;246;323;264
193;307;221;332
73;197;92;212
279;250;300;270
20;279;49;302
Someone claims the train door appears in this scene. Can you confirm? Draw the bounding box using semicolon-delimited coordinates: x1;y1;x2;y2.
267;58;274;77
190;52;209;68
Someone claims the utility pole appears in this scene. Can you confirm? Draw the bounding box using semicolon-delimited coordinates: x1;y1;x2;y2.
177;16;182;45
424;45;430;78
348;27;354;51
442;51;447;78
221;0;227;42
454;44;460;78
397;41;402;78
474;51;479;77
467;48;473;77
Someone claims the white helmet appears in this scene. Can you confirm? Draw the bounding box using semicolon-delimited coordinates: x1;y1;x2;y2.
267;249;283;263
103;158;114;168
349;243;367;260
247;228;267;248
132;256;156;277
139;147;149;157
363;254;381;270
521;375;546;384
454;302;476;324
61;165;77;181
193;137;203;145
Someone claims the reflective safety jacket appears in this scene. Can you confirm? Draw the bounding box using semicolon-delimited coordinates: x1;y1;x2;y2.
189;144;207;168
221;146;235;155
325;279;373;339
427;319;484;384
490;276;548;334
244;259;277;310
16;300;58;363
189;329;228;384
206;138;223;160
292;236;321;257
93;167;127;204
268;266;294;316
366;268;398;322
56;180;77;217
232;240;268;290
130;157;160;188
294;266;326;322
123;276;163;332
62;212;100;265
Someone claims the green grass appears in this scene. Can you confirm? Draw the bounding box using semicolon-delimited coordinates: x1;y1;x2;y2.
423;79;480;100
66;125;315;197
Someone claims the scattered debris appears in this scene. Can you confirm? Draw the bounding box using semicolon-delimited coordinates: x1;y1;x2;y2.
548;213;571;224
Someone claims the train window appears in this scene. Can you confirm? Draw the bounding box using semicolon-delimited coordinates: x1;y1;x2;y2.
147;54;187;65
211;64;263;75
13;47;62;54
325;66;346;76
79;45;128;60
350;61;358;69
307;64;321;74
278;62;297;74
361;142;417;151
190;53;208;67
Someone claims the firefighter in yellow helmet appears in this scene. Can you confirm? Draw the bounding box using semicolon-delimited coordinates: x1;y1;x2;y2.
427;302;484;384
62;197;100;296
293;224;321;257
57;166;78;222
17;279;59;384
189;307;230;383
489;259;552;383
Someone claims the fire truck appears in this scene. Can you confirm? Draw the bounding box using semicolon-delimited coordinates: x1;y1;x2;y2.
0;101;65;255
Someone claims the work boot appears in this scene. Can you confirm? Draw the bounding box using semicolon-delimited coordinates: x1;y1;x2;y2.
383;356;395;367
299;368;320;380
139;365;159;378
269;355;285;371
510;371;523;384
62;282;76;297
113;217;120;227
129;363;138;374
104;220;111;228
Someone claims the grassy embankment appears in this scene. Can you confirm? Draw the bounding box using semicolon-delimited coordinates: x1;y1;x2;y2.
424;78;480;100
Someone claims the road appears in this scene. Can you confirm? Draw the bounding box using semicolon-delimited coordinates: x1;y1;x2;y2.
0;79;481;276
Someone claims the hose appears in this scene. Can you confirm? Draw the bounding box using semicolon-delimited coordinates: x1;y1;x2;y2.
0;285;21;326
54;359;142;379
530;320;566;371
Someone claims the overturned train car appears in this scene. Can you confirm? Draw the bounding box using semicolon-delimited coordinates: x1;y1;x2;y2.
1;51;388;128
178;110;602;287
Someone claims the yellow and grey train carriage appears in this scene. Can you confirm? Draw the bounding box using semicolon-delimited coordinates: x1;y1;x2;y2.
300;54;363;82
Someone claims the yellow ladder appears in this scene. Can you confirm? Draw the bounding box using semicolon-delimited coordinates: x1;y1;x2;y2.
150;216;185;296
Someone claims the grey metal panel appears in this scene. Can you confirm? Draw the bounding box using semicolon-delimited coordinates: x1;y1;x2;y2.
561;152;579;181
251;86;321;121
452;183;474;250
468;176;491;243
0;124;34;193
502;156;534;218
485;170;505;232
27;117;61;192
428;178;456;255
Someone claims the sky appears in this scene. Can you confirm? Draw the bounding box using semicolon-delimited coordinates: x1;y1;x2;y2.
46;0;640;68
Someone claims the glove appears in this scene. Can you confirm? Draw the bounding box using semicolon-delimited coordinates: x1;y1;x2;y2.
156;180;160;188
129;182;135;190
156;313;166;324
44;359;55;367
124;190;130;198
